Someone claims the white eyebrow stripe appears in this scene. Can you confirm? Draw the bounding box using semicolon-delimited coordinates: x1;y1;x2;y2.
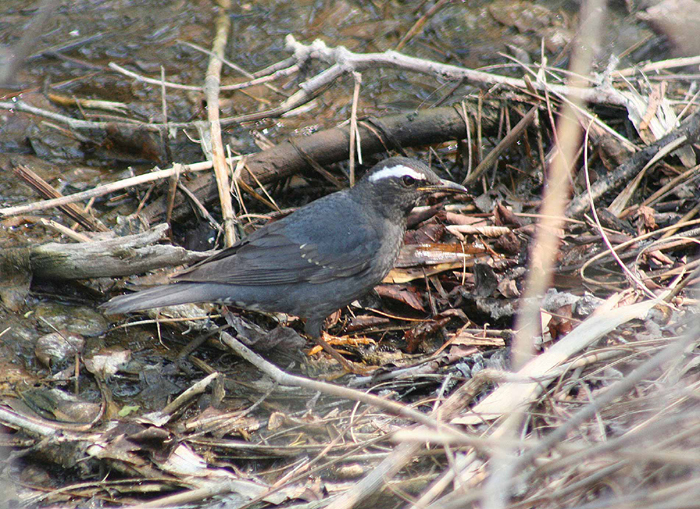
368;165;425;183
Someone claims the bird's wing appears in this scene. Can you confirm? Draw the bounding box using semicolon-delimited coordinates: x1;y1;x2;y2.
174;197;381;285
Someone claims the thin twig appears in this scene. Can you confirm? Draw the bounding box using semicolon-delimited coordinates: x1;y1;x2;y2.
286;35;629;108
0;158;239;218
219;332;469;436
204;0;237;246
464;106;537;185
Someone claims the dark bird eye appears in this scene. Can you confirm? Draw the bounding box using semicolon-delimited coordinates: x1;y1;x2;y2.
402;175;416;187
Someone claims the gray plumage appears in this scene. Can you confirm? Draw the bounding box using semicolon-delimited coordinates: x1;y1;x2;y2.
101;157;467;339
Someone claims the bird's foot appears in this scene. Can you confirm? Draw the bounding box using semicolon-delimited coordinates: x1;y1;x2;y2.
310;333;371;375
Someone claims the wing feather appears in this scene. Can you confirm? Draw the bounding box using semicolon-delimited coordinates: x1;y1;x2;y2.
174;193;381;286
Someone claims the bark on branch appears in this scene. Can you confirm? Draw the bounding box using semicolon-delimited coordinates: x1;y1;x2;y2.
143;106;486;224
0;224;211;281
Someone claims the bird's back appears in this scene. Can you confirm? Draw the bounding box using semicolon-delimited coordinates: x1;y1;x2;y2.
171;189;403;320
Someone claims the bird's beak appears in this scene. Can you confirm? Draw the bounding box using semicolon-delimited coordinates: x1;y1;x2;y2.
419;179;469;194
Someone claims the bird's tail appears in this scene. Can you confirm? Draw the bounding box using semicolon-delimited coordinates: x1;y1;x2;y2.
100;283;216;314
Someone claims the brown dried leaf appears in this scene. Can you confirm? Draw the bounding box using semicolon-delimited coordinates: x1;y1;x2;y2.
635;205;658;234
374;284;425;311
404;316;451;354
547;304;574;340
494;202;523;227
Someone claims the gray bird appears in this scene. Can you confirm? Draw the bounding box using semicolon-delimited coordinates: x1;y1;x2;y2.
101;157;467;366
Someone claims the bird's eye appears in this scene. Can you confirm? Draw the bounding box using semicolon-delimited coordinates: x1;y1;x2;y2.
401;175;417;187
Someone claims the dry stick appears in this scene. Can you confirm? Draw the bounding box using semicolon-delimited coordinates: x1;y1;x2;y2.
137;480;269;509
165;163;181;228
620;163;700;220
39;218;91;242
460;101;473;178
0;86;314;131
486;3;606;509
511;54;639;152
24;478;189;508
0;83;302;133
614;55;700;78
204;0;236;247
221;62;299;91
0;159;236;218
13;165;109;232
219;332;469;436
179;40;288;97
240;161;281;212
158;372;220;420
395;0;451;51
661;202;700;239
0;98;156;130
109;62;202;91
583;123;658;301
325;371;491;509
477;95;484;193
579;217;700;284
285;35;629;108
567;106;700;217
176;181;222;231
664;259;700;302
606;135;688;217
250;57;296;78
287;140;345;190
463;106;537;185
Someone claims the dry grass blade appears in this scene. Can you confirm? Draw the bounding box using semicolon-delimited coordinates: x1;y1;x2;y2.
453;298;658;425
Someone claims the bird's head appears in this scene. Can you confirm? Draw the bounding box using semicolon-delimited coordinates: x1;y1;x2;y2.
354;157;468;217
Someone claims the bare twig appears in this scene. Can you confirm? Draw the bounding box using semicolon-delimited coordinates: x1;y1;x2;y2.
108;62;202;91
179;40;288;97
488;2;607;508
220;332;470;436
567;106;700;217
395;0;451;52
464;106;537;185
285;35;629;108
13;165;109;232
583;123;658;300
204;0;237;246
0;158;238;218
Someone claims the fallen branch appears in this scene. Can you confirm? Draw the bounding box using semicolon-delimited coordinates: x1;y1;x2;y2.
285;35;630;108
0;224;211;280
143;105;487;224
203;0;237;246
0;107;485;223
220;331;469;436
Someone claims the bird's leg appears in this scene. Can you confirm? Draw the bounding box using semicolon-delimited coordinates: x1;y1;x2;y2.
312;332;355;373
304;319;357;372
